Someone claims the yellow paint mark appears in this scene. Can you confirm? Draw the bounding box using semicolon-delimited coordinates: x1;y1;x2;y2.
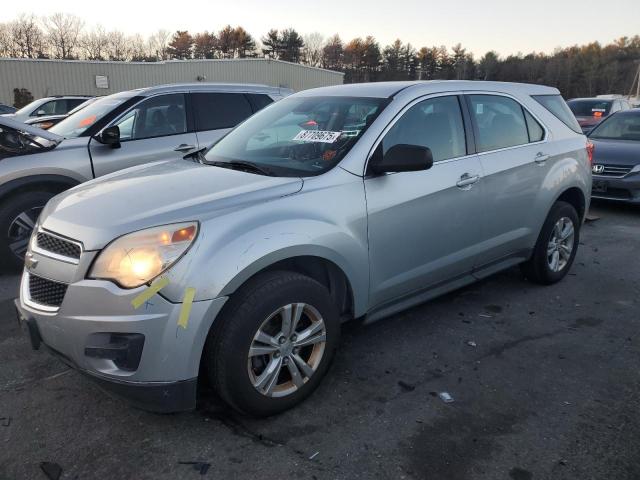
131;276;170;309
177;287;196;329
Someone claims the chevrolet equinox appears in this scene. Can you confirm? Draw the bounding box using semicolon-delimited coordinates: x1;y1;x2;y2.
16;81;592;416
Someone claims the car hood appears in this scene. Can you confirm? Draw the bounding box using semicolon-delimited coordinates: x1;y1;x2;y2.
589;138;640;166
0;115;63;142
41;160;304;250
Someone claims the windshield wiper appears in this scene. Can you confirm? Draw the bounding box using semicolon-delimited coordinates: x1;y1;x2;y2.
205;160;275;176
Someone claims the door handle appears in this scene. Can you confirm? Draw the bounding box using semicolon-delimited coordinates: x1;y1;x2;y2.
456;173;480;188
534;152;550;163
174;144;196;153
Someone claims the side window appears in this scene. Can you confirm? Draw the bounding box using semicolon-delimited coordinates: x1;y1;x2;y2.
66;99;86;111
524;110;544;142
469;95;530;152
113;94;186;141
382;96;466;162
192;93;253;131
33;101;56;116
247;94;274;112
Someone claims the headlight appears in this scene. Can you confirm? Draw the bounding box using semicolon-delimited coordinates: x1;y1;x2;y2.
89;222;198;288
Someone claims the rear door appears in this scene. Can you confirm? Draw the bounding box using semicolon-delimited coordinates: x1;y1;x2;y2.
191;92;255;149
464;93;549;269
89;93;198;177
365;94;486;307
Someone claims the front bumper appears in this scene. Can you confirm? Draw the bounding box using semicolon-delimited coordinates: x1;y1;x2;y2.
591;172;640;204
17;269;227;412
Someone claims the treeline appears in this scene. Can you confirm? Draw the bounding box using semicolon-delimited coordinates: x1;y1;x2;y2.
1;13;639;98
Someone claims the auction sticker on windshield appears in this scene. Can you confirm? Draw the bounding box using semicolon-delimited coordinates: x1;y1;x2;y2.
293;130;342;143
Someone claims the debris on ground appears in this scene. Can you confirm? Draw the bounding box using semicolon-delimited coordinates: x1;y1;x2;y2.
398;380;416;392
309;451;320;460
479;313;493;318
178;461;211;475
438;392;454;403
0;417;10;427
466;341;477;347
39;462;62;480
585;214;600;223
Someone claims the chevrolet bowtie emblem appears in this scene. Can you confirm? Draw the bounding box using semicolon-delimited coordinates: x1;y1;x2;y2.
25;253;38;270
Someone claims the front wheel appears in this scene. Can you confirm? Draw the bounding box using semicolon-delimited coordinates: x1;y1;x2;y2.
0;191;54;270
204;271;340;417
521;201;580;285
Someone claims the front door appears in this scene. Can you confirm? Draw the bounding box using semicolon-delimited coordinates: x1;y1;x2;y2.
365;95;486;308
89;93;198;177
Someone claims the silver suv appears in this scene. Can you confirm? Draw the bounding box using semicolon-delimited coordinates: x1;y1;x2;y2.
16;81;591;416
0;83;289;268
2;95;92;122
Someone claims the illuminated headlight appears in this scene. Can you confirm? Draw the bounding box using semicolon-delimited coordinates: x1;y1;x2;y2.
88;222;198;288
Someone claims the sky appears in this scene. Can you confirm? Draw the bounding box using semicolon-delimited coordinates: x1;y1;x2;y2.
3;0;639;57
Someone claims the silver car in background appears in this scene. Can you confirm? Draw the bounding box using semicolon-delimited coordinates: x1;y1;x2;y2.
16;81;591;416
0;83;290;268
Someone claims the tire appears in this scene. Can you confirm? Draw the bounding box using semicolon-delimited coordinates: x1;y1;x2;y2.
0;191;54;271
521;201;580;285
204;270;340;417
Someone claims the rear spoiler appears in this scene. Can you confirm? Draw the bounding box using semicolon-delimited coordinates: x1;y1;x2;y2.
0;115;63;142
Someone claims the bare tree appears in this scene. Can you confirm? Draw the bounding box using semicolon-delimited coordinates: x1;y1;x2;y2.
129;34;151;61
107;30;129;61
80;25;108;60
148;29;171;61
45;13;84;59
0;23;17;57
11;14;45;58
303;32;324;67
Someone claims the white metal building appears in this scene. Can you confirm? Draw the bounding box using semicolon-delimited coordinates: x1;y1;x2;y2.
0;58;344;105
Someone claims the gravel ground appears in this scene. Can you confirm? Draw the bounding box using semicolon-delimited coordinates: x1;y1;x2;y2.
0;200;639;480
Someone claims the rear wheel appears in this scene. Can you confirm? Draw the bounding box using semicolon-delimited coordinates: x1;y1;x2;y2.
0;191;54;270
204;270;340;417
521;201;580;285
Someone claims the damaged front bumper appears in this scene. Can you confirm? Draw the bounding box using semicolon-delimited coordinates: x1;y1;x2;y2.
16;268;227;413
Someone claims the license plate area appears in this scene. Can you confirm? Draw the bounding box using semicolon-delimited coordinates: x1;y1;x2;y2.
592;180;608;193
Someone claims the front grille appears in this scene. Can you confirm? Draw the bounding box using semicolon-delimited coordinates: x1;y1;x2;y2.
28;274;68;307
36;232;81;259
594;165;633;177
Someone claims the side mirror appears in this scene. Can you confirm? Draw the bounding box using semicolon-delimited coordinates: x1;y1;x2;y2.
369;144;433;174
96;125;121;148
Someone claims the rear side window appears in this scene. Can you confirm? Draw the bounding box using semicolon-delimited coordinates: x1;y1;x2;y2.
247;94;274;112
469;95;528;152
524;110;544;142
383;95;466;162
192;93;253;131
66;98;87;111
534;95;582;133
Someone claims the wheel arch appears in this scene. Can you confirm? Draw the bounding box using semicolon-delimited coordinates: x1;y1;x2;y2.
555;186;587;221
0;175;81;203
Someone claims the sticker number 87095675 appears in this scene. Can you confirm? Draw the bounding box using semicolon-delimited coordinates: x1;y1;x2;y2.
293;130;342;143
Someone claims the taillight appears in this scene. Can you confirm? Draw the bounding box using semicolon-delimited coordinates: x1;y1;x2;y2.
593;111;603;118
586;141;594;165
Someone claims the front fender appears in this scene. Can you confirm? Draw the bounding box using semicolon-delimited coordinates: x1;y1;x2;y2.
162;220;369;316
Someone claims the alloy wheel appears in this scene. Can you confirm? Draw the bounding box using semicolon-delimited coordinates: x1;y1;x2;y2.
7;206;42;260
547;216;575;272
248;303;327;398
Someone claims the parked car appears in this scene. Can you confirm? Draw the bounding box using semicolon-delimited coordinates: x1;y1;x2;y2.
23;97;99;130
15;81;591;416
588;109;640;203
0;104;16;115
0;83;290;268
568;97;632;133
3;95;93;122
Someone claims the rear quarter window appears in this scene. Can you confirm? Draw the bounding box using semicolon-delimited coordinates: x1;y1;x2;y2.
535;95;583;134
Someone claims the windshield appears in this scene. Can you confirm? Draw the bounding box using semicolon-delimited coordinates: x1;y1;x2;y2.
568;99;612;117
50;92;135;138
204;96;388;177
13;99;44;117
589;113;640;141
